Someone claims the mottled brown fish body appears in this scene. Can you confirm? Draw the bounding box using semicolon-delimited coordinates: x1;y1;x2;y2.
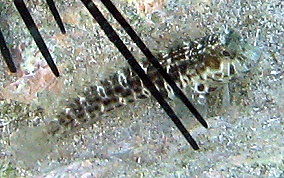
54;29;261;133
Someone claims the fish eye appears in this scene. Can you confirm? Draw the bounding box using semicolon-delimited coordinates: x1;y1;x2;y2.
197;84;205;92
222;50;231;56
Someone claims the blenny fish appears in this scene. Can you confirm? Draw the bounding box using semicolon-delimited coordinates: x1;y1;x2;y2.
47;29;261;135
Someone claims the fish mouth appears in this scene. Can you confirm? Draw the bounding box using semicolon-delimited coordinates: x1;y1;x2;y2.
238;44;262;73
221;29;262;73
244;45;262;68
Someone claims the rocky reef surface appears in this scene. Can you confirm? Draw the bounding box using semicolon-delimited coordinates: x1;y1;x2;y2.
0;0;283;177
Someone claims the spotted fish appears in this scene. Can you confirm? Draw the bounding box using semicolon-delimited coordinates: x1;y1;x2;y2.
49;29;261;134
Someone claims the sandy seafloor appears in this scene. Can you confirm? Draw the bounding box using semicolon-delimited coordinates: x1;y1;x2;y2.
0;0;283;177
